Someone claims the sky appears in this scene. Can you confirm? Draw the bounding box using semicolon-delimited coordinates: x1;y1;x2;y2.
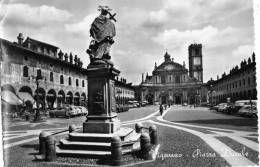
0;0;256;85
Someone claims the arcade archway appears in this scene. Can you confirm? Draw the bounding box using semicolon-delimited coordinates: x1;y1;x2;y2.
47;89;56;109
81;93;87;106
74;92;80;106
66;91;73;105
57;90;65;108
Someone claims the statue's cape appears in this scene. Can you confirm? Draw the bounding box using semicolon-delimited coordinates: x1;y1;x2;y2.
90;15;116;42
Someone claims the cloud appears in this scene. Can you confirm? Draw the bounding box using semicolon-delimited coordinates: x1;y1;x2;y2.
0;0;254;84
142;0;253;30
152;26;251;53
232;45;254;58
1;3;72;28
151;25;254;82
65;12;98;37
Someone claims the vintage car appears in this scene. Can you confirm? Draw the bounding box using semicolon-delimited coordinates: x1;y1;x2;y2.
238;105;257;117
49;106;77;118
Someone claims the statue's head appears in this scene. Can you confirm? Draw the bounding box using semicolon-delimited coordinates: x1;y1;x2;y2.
101;8;108;16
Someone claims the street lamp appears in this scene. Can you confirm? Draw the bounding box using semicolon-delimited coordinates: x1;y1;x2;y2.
30;74;45;122
209;84;215;108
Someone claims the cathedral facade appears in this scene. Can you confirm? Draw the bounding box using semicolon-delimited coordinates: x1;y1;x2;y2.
139;44;204;105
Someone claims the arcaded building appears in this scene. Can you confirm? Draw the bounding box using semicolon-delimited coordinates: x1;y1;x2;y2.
0;33;87;109
139;44;204;105
210;53;257;104
115;78;135;105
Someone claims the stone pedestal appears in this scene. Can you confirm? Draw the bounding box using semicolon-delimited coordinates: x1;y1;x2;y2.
83;63;120;134
56;63;142;159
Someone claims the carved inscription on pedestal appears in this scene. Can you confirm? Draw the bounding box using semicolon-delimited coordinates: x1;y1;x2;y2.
88;78;105;115
93;89;104;114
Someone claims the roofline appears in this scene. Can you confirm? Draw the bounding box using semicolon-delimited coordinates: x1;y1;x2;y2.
1;38;87;73
24;37;59;49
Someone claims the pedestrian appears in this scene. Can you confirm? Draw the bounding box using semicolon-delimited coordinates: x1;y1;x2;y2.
25;110;30;121
160;104;163;116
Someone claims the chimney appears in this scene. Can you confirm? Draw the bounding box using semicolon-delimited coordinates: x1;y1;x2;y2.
74;55;78;65
77;58;81;66
17;33;24;45
58;50;64;60
69;53;73;64
64;53;68;62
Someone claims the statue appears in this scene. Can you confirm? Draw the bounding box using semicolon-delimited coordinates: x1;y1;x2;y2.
86;6;116;65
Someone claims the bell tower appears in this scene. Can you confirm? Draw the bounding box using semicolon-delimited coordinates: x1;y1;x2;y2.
188;44;203;82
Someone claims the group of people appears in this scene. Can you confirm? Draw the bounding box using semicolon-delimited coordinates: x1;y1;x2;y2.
159;104;171;115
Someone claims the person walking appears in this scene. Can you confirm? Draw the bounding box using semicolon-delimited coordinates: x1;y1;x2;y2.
160;104;163;116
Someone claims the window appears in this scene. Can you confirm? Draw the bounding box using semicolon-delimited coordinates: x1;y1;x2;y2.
82;80;85;87
193;57;201;65
24;56;28;61
248;77;250;85
243;79;245;86
50;72;53;82
239;80;241;87
37;69;42;78
23;66;28;77
3;63;11;74
60;75;64;84
161;76;166;84
195;49;200;55
176;76;180;83
76;79;79;87
68;77;72;85
253;76;256;84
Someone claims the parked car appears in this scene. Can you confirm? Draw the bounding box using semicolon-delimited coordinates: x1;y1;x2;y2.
234;100;257;113
225;103;236;114
141;101;149;106
182;102;188;106
128;101;140;108
238;105;257;117
77;106;88;116
116;104;129;113
212;103;226;112
49;106;76;118
73;106;82;116
218;103;228;112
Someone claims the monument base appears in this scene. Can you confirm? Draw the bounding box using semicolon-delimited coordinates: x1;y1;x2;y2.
83;112;120;133
56;127;141;157
83;119;120;134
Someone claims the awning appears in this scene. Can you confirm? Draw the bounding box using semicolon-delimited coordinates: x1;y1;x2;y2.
17;92;35;103
1;90;23;105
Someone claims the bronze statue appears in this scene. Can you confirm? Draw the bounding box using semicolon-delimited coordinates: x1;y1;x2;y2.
86;6;116;65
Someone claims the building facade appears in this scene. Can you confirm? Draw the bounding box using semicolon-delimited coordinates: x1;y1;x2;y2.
1;33;87;109
209;53;257;104
139;44;203;105
115;78;135;105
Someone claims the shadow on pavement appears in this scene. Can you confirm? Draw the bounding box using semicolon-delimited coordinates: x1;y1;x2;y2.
20;143;39;150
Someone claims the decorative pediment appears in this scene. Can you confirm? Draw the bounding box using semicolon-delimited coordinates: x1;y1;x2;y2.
154;62;187;72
